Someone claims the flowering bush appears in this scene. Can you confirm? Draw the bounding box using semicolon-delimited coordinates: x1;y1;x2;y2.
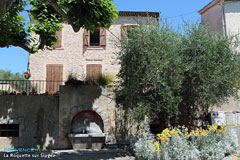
131;125;238;160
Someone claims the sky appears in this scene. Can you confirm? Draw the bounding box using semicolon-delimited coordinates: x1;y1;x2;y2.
0;0;213;74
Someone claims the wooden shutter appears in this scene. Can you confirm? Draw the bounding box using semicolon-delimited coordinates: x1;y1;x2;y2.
46;64;63;94
83;29;89;46
100;28;107;46
52;30;62;48
86;64;102;81
121;25;127;40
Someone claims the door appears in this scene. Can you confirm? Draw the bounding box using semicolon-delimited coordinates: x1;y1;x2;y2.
46;64;63;94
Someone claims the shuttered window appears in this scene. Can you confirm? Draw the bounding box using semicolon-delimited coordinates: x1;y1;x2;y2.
86;64;102;81
52;30;62;48
90;29;100;46
46;64;63;94
83;29;89;46
100;28;106;46
83;29;106;47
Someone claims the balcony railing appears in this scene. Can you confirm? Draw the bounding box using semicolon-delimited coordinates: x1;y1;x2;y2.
0;80;64;95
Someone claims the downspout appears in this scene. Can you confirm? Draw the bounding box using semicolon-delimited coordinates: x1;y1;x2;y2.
222;0;227;36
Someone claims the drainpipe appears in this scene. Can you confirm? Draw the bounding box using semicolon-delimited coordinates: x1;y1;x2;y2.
222;0;227;36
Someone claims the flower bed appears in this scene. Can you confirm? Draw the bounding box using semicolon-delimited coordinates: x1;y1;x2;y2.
131;124;238;160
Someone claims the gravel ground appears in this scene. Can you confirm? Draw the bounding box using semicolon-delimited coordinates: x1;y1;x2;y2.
0;149;135;160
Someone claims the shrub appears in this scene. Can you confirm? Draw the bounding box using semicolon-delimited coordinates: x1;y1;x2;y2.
94;74;115;86
131;125;238;160
131;132;161;160
67;72;78;81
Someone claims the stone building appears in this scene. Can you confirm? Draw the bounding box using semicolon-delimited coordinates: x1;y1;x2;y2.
199;0;240;36
28;11;160;83
0;11;160;151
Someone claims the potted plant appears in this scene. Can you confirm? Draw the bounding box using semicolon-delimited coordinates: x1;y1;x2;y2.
24;71;31;79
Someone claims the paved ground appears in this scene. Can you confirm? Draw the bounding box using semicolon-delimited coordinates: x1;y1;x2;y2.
1;150;239;160
0;149;135;160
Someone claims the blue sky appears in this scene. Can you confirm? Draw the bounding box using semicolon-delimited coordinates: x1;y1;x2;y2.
0;0;212;74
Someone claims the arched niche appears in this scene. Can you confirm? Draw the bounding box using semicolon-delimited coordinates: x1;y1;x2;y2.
71;110;104;134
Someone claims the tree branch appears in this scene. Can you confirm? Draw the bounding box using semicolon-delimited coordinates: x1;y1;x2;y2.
42;0;80;32
0;41;35;54
0;0;14;21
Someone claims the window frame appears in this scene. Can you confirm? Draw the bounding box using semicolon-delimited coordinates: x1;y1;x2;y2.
84;28;107;48
89;29;101;46
0;124;19;137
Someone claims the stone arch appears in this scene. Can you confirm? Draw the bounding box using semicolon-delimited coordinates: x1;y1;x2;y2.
71;110;104;134
70;103;109;133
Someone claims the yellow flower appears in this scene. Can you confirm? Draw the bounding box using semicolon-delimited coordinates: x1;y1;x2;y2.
148;145;154;148
154;141;161;152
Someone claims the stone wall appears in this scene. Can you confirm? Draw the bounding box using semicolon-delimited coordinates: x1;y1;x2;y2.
0;95;59;150
0;85;117;150
28;16;152;81
57;85;116;148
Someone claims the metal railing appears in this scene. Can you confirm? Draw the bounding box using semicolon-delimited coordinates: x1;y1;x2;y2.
0;80;64;95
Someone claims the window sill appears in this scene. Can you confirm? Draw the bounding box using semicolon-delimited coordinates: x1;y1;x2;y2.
0;137;17;139
86;46;105;50
52;48;64;50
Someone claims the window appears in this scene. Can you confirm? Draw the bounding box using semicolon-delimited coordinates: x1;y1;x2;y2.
83;29;106;47
0;124;19;137
90;29;100;46
52;30;62;48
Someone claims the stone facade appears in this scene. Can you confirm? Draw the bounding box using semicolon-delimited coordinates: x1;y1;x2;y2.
58;85;116;148
28;12;159;81
0;85;117;150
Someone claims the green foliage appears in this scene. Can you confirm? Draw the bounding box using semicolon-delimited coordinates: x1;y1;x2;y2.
95;74;115;86
116;18;240;126
59;0;118;31
0;0;29;48
0;70;24;80
116;19;184;121
0;0;118;53
67;72;78;81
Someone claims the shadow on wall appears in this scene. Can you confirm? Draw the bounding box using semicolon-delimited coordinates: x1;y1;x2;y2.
0;95;59;150
0;85;109;150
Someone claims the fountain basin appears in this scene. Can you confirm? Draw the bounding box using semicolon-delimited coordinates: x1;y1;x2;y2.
68;133;105;149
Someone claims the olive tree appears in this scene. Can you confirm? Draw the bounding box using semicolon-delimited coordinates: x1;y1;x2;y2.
115;19;240;129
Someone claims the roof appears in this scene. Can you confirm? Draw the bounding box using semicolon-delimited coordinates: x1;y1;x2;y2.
198;0;222;15
118;11;160;18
